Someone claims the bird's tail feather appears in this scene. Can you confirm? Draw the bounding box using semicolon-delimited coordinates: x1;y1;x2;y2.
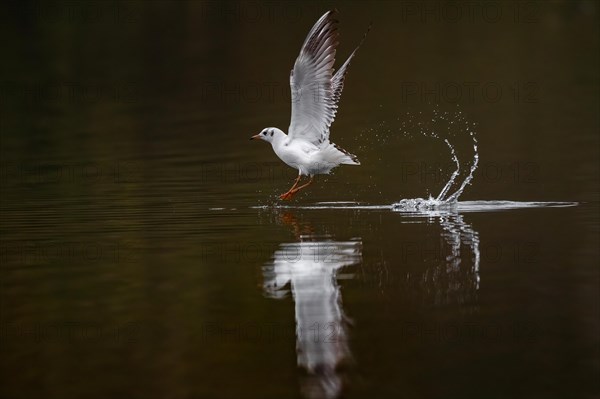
329;143;360;166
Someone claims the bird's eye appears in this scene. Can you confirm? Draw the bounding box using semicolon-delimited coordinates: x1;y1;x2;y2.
263;131;267;135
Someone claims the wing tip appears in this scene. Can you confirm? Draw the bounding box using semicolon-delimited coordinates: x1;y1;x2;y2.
359;21;373;48
301;10;340;60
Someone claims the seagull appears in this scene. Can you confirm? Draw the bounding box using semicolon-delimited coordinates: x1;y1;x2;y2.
251;10;369;200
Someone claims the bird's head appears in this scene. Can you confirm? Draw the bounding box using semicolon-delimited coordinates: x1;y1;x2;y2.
250;127;283;143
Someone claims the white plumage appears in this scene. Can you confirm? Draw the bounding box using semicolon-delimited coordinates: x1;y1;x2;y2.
251;10;369;200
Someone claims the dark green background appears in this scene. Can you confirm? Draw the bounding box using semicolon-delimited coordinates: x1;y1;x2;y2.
1;1;598;398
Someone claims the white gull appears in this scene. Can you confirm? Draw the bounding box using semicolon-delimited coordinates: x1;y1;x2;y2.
251;10;369;200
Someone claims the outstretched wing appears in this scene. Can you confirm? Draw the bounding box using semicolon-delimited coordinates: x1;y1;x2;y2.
288;10;369;147
288;10;339;146
331;22;371;110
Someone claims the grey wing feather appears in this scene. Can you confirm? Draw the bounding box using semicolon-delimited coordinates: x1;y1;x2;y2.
288;10;370;147
288;10;339;146
331;22;371;110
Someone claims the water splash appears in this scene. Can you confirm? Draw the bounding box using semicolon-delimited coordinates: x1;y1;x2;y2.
393;109;479;211
446;132;479;202
255;200;578;212
436;138;461;201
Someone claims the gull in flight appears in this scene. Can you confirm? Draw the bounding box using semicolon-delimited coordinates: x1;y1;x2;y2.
251;10;369;200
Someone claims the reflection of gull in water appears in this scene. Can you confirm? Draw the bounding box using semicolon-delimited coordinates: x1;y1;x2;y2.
262;213;361;399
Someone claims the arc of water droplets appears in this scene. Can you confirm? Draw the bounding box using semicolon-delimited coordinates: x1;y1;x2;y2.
431;128;480;203
436;138;461;201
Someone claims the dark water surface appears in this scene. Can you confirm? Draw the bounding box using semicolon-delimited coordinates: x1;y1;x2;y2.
1;1;599;398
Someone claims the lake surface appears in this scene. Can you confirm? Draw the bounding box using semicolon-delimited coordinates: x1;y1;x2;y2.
1;2;599;398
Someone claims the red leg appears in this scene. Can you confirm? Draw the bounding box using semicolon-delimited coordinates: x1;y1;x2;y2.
294;176;314;192
279;175;302;200
280;176;314;200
